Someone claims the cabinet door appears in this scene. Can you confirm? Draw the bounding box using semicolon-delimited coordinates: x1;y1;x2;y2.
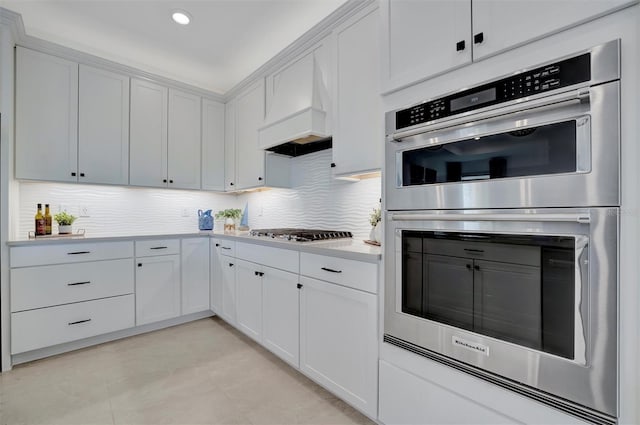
262;266;300;367
332;5;382;176
168;89;201;189
235;79;266;190
473;260;541;348
130;78;168;188
380;0;471;93
299;276;378;418
181;238;210;315
424;254;474;330
472;0;635;60
210;239;223;314
220;258;237;325
202;99;226;191
224;99;237;191
15;47;78;182
78;65;130;185
235;259;263;342
135;255;181;325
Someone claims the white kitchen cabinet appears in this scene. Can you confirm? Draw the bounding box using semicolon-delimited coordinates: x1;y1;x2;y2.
381;0;634;93
129;78;169;188
15;47;78;182
299;275;378;418
135;254;181;325
168;88;201;189
78;64;130;185
202;98;226;191
235;79;266;190
181;238;210;315
220;257;238;325
210;239;224;314
224;99;237;190
235;259;263;342
380;0;471;93
331;5;382;177
471;0;635;60
262;266;300;368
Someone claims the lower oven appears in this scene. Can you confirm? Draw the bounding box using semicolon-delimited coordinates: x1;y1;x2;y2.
384;208;618;423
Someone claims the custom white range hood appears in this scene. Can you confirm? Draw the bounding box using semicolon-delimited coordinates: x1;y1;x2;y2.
258;48;331;156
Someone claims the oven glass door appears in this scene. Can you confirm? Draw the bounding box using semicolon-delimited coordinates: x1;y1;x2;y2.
401;230;584;360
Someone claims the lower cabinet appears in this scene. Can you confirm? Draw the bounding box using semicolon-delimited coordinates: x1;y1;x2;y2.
299;275;378;418
262;266;300;368
220;256;237;325
181;238;210;315
235;259;263;342
210;239;224;314
135;254;181;325
11;295;134;354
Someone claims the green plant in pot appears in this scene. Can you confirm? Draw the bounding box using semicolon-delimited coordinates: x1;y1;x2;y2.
54;211;77;234
215;209;242;232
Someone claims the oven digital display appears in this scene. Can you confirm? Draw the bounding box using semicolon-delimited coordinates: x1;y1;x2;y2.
450;88;496;112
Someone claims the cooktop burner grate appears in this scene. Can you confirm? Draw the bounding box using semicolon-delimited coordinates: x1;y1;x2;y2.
249;228;353;242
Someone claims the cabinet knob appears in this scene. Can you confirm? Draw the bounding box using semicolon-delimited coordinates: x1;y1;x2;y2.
254;271;260;276
297;283;303;289
215;243;220;247
474;32;484;44
71;172;77;177
229;263;234;267
258;177;263;181
80;172;85;177
230;182;234;186
456;40;466;51
163;179;167;183
474;265;480;271
330;163;336;168
466;264;472;270
169;179;173;184
138;263;142;267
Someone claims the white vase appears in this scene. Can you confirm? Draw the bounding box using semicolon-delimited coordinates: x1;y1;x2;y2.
373;222;382;243
224;217;236;233
58;224;72;234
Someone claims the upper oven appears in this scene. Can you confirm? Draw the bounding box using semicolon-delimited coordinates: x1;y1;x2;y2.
385;40;620;211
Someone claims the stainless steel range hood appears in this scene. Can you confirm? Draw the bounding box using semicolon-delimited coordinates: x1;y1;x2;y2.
258;49;331;156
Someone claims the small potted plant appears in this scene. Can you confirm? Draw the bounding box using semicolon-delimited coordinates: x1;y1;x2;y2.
54;211;77;234
215;208;242;233
369;206;382;243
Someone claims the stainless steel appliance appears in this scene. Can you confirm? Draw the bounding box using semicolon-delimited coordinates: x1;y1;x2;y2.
249;228;353;242
383;41;621;425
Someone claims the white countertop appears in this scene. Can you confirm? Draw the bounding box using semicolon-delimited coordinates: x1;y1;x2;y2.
8;231;382;263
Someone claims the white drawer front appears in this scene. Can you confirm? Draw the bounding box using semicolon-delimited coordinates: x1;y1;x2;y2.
10;241;134;268
214;239;236;257
11;259;134;312
11;294;135;354
236;242;299;273
135;239;180;257
300;253;378;294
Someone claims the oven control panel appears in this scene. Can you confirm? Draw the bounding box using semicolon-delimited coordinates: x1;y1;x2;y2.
395;53;591;131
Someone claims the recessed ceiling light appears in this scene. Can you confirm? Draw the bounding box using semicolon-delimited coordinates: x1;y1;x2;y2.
172;10;191;25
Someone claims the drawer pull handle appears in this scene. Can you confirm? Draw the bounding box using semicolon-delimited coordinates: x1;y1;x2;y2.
68;319;92;326
150;246;168;250
68;251;90;255
321;267;342;274
68;281;91;286
464;248;484;254
221;247;231;250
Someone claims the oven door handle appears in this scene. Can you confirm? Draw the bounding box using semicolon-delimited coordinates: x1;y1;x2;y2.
387;87;591;143
389;212;590;224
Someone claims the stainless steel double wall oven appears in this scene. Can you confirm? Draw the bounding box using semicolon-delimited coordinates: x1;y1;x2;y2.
384;40;620;424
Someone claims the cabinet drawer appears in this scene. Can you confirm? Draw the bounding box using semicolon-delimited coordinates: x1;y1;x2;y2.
10;241;133;268
11;294;134;354
236;242;299;273
214;239;236;257
424;239;540;267
135;239;180;257
11;259;134;312
300;253;378;294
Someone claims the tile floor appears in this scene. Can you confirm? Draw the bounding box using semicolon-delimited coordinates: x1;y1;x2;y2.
0;317;374;425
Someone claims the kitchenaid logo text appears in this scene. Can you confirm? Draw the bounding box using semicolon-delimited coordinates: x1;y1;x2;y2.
452;336;490;356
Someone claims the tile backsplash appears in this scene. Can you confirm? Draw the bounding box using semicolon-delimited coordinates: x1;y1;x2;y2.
17;150;381;241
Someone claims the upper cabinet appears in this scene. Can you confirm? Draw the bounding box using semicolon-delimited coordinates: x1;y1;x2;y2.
201;98;226;191
233;79;266;190
15;47;78;183
224;99;237;191
129;78;169;188
381;0;635;93
168;88;201;190
78;65;130;185
331;4;382;177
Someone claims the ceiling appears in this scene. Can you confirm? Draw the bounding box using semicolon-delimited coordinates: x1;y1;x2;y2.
0;0;348;94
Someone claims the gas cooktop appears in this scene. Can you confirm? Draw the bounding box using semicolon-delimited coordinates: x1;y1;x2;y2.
249;228;353;242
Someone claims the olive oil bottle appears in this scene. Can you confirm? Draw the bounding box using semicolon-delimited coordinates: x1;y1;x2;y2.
34;203;45;236
44;204;52;235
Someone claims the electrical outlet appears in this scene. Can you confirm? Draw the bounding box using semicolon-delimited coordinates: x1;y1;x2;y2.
181;208;190;217
79;206;90;217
